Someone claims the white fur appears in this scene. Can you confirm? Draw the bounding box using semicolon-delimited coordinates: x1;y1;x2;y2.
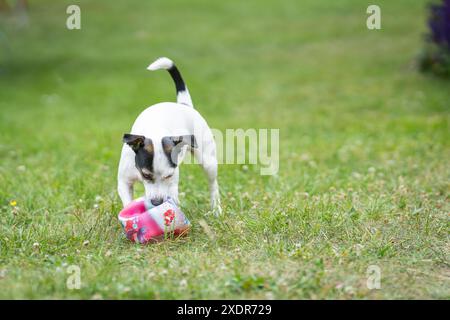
118;58;221;214
147;57;174;71
175;89;194;108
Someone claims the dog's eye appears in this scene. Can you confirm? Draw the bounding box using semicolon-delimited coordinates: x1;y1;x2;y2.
141;172;154;181
163;174;173;180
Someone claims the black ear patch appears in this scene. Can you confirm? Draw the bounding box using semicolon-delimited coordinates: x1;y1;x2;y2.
123;134;155;179
123;134;145;152
162;135;197;167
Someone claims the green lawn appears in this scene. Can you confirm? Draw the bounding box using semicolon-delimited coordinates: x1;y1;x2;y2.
0;0;449;299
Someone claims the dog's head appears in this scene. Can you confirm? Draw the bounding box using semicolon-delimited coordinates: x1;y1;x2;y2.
123;133;197;206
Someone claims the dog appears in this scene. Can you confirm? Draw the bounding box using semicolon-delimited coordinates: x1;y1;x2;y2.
117;57;221;214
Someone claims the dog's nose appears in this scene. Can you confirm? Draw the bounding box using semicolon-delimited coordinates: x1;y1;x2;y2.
151;198;164;206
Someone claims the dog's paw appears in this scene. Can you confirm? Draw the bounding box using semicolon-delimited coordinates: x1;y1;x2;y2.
212;204;223;217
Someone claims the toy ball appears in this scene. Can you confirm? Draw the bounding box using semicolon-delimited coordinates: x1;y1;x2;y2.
118;197;190;244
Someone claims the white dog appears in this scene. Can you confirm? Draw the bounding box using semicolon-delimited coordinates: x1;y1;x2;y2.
117;57;221;214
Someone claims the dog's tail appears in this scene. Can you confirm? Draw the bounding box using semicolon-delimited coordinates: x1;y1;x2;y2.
147;57;193;108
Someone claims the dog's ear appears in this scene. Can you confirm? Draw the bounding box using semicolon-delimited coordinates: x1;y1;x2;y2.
162;135;197;167
167;135;198;149
123;133;145;152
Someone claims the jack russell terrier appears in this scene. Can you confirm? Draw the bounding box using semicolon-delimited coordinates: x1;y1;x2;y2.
117;57;221;214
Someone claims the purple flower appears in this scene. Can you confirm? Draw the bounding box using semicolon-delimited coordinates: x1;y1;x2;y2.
428;0;450;49
420;0;450;77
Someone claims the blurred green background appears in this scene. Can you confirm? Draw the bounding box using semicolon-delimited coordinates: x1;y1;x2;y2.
0;0;448;299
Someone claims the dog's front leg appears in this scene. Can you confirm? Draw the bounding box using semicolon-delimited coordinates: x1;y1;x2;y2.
118;179;134;207
118;146;139;207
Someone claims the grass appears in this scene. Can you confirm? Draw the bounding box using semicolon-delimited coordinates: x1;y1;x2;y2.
0;0;449;299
